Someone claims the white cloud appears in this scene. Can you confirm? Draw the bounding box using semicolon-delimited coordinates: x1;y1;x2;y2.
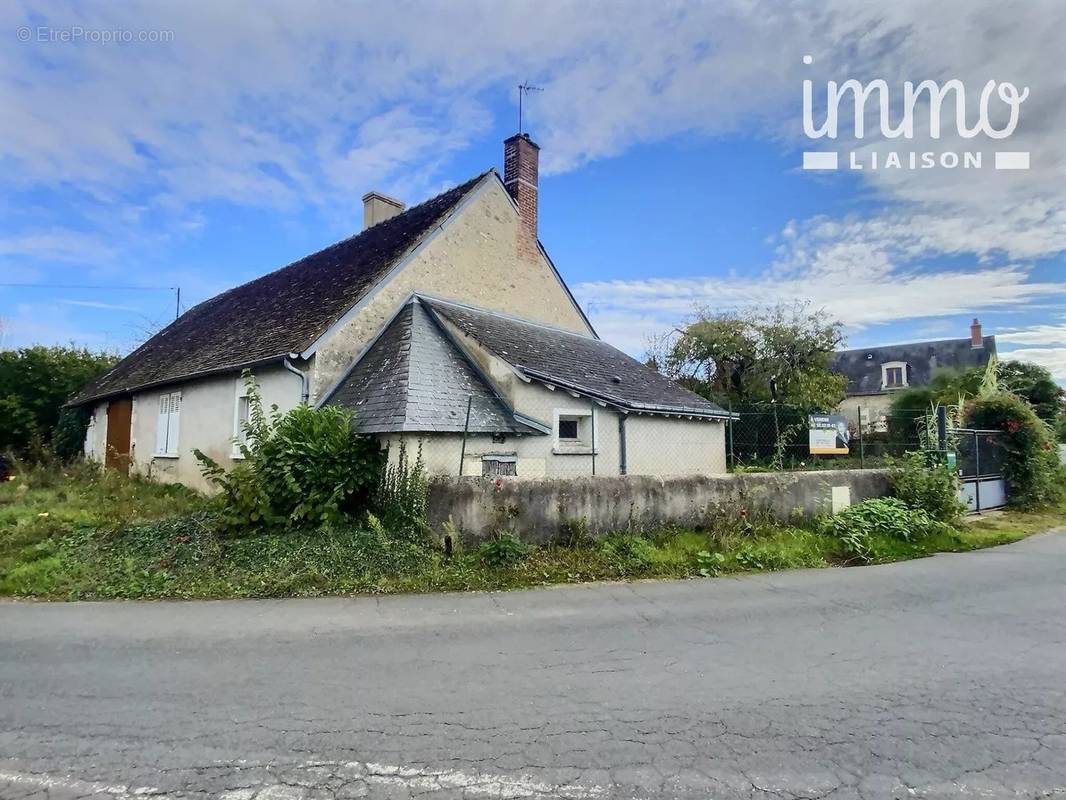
999;322;1066;346
578;263;1066;354
1002;347;1066;380
2;0;1064;353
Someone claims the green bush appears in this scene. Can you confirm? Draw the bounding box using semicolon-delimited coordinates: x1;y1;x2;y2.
966;394;1061;509
820;498;952;564
598;533;655;575
195;374;383;531
477;531;527;567
889;451;965;522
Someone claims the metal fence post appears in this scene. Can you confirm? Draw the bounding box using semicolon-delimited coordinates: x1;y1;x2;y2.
857;405;865;469
937;405;948;455
458;395;472;476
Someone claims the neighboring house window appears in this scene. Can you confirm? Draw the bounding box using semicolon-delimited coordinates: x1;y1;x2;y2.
881;361;908;390
554;411;595;453
155;391;182;457
482;455;517;477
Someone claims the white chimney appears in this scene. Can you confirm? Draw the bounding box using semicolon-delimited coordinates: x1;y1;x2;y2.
362;191;405;229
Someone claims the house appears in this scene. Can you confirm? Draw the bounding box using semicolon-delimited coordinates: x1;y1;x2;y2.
832;319;997;430
73;135;731;490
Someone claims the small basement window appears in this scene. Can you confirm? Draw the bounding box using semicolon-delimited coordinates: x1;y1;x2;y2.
558;418;579;440
482;454;517;477
554;411;596;454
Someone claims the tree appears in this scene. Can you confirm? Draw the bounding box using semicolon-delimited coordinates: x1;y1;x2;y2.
0;345;119;456
997;360;1064;428
656;304;846;411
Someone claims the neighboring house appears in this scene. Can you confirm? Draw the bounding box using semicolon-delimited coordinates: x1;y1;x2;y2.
73;135;731;491
832;319;997;430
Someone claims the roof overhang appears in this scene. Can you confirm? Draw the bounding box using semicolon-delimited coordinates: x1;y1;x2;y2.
68;354;292;407
516;367;737;421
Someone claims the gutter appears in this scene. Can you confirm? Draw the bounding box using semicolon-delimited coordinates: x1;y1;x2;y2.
283;355;311;404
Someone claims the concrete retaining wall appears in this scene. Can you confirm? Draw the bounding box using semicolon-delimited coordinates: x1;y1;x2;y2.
429;469;891;544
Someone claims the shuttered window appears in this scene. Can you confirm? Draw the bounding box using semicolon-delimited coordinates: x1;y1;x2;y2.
155;391;182;456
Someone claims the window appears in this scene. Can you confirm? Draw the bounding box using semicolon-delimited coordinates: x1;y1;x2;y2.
482;455;517;477
554;411;596;454
558;418;579;440
155;391;182;457
881;361;908;390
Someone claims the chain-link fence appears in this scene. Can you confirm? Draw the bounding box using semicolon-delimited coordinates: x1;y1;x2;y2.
724;404;938;471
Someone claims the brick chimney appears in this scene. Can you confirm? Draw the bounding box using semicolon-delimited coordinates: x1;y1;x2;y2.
362;191;404;229
970;317;983;348
503;133;539;254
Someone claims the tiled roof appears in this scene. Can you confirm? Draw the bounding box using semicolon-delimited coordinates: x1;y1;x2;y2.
833;336;997;395
322;300;534;435
422;298;730;417
71;172;491;405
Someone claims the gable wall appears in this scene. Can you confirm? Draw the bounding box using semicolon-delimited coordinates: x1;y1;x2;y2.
311;180;592;401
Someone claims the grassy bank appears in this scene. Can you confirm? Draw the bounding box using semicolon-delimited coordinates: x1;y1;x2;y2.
1;465;1062;600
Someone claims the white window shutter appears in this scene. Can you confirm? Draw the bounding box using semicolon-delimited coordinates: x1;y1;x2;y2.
156;395;170;455
167;393;182;455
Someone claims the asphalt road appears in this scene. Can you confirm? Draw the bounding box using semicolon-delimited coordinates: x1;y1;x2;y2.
3;532;1066;800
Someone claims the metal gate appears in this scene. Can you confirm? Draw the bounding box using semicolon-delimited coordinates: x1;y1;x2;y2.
952;428;1007;512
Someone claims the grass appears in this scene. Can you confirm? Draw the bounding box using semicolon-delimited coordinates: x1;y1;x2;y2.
1;463;1064;600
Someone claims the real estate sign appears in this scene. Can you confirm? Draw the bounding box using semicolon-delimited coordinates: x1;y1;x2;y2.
809;414;850;455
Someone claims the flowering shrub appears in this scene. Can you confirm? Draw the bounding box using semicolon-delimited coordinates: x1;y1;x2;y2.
965;394;1061;509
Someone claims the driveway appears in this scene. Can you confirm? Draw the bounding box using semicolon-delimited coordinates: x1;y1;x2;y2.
2;531;1066;799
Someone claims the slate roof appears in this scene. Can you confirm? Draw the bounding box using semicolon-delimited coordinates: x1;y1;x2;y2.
71;172;491;405
422;298;730;418
833;336;997;395
322;300;533;435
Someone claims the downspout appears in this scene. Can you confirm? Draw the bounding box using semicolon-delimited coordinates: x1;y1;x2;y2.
283;355;310;404
618;413;628;475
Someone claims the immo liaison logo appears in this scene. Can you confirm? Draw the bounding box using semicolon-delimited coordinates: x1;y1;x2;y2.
801;55;1029;171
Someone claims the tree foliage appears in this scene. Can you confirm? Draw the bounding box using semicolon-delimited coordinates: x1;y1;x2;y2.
889;359;1065;443
997;360;1064;429
655;304;846;411
0;346;118;456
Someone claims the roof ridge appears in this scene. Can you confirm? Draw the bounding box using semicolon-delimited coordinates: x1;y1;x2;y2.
417;294;599;343
837;334;994;354
188;169;496;315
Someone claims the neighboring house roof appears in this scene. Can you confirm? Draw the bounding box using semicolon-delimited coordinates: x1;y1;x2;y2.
421;297;731;418
71;171;492;405
321;300;536;435
833;336;997;396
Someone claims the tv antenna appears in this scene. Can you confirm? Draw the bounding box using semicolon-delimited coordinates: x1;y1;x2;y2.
517;83;543;134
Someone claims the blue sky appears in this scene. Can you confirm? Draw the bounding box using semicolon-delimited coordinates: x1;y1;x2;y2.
2;1;1065;380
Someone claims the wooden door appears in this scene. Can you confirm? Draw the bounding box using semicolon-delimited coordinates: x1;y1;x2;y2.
105;398;133;474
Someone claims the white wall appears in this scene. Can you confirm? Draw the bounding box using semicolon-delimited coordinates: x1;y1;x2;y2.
84;366;302;492
380;378;726;479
